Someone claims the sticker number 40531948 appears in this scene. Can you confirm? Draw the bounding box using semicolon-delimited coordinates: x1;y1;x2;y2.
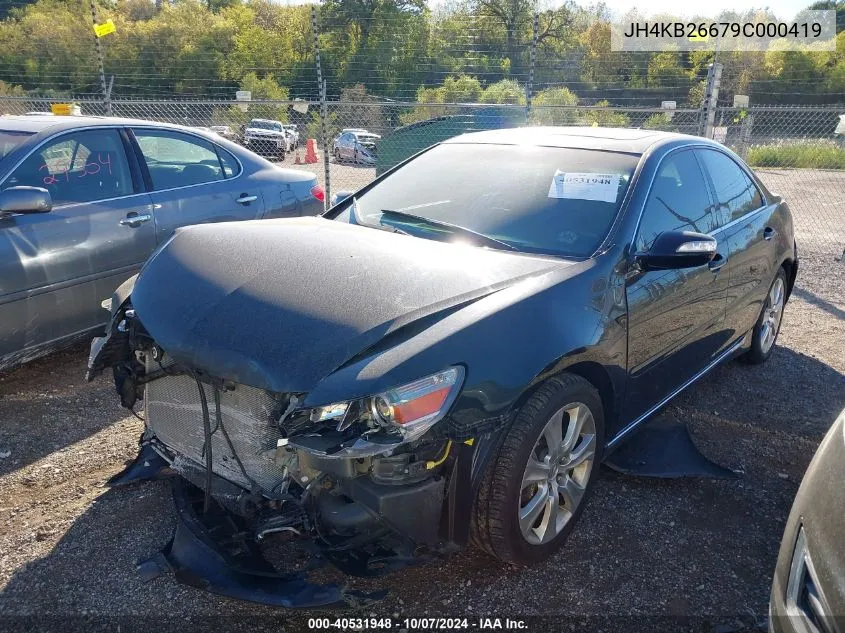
548;171;621;203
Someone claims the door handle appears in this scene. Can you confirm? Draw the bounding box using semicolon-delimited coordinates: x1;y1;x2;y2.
763;226;777;241
708;254;727;272
119;213;152;228
236;194;258;205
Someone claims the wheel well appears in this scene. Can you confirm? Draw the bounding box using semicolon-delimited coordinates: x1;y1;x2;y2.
781;257;797;300
512;361;617;428
564;361;617;427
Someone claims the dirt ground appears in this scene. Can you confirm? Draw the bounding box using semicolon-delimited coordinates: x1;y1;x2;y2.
0;247;842;632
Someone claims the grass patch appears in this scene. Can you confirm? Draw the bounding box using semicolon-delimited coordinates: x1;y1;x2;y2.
747;142;845;169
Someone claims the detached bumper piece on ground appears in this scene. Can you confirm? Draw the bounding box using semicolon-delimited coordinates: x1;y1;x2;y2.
604;416;739;480
138;478;385;609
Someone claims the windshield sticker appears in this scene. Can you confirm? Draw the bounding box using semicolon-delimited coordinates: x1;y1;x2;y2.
548;171;620;203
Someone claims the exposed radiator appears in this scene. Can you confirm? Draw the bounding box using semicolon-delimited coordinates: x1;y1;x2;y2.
145;365;286;494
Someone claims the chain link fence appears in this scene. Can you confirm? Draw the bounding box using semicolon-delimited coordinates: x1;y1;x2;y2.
1;95;843;262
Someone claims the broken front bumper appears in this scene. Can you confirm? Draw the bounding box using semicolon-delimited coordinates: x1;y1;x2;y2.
141;477;385;609
110;431;479;609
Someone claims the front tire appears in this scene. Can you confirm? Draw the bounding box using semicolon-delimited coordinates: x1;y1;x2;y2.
740;267;787;365
472;373;604;565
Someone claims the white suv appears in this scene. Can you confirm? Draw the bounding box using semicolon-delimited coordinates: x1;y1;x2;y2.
243;119;289;158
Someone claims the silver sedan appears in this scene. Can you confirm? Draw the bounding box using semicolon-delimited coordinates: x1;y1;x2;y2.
0;114;325;370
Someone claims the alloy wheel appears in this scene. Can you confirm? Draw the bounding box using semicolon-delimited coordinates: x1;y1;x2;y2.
518;402;597;545
760;276;785;354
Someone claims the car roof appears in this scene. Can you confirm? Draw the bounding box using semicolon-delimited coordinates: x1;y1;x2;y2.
443;126;707;154
0;114;224;136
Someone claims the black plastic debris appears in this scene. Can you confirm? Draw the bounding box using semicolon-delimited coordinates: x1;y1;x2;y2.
137;478;386;609
604;415;739;479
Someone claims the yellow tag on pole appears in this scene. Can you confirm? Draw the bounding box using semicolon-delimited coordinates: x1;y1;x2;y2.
93;19;116;38
50;103;72;116
689;31;709;43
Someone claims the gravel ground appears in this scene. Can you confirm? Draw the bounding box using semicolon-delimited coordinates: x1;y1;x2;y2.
0;155;844;631
277;148;375;198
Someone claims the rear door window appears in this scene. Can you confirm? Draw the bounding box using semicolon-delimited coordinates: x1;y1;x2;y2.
3;129;133;205
216;146;240;178
133;129;224;190
697;149;763;223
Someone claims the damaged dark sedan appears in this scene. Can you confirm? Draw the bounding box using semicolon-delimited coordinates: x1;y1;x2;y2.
88;127;797;608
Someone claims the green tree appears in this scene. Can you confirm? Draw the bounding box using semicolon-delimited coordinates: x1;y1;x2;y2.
320;0;428;97
530;86;578;125
642;112;677;131
224;73;290;126
579;100;630;127
646;52;687;89
480;78;525;104
398;75;483;125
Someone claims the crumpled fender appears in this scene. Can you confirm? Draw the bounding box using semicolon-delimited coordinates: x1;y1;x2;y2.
86;274;138;381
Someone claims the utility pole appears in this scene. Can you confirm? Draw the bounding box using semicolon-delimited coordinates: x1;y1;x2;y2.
525;11;539;124
311;5;329;208
89;0;111;115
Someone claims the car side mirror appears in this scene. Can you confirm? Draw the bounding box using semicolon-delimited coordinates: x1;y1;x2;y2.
636;230;717;270
0;186;52;215
330;191;354;206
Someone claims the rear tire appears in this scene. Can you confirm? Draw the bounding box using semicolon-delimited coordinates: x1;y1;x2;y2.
472;373;604;565
740;267;787;365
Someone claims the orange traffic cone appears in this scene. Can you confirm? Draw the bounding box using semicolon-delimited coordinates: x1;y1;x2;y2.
305;139;318;164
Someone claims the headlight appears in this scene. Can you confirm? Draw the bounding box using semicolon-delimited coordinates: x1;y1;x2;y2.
289;367;465;459
368;367;462;433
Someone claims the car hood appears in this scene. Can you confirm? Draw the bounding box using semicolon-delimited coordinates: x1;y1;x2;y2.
130;217;563;393
246;128;284;137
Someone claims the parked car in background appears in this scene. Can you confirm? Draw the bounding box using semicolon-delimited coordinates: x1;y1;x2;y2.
332;129;381;164
0;114;325;371
770;407;845;633
282;124;299;149
242;119;289;159
90;127;797;607
210;125;239;142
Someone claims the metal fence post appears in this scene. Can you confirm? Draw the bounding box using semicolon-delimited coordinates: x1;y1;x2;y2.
699;62;723;139
89;0;112;115
321;80;330;205
525;11;539;125
311;4;329;207
737;114;753;159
